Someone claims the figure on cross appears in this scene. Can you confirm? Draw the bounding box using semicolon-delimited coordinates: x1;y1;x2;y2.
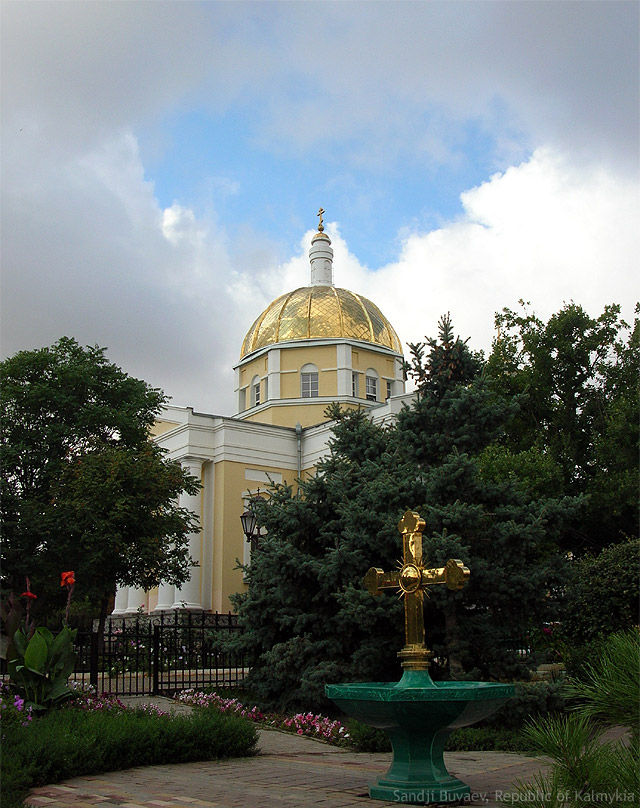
363;510;470;670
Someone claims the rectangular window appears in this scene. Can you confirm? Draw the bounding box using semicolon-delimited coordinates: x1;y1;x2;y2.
366;376;377;401
253;382;261;406
239;388;246;411
264;377;269;401
301;372;319;398
352;372;359;398
386;380;392;400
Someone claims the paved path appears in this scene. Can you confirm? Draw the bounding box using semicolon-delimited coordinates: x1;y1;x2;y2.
26;697;548;808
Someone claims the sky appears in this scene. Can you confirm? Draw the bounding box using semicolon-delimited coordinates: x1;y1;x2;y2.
1;1;638;416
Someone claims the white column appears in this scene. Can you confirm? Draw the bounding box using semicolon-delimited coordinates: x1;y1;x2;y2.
112;585;129;615
154;580;175;612
126;586;147;614
172;458;203;610
336;343;352;396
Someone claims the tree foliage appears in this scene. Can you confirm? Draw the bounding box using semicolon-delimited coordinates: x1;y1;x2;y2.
233;316;575;711
485;302;639;552
231;406;413;712
1;337;199;620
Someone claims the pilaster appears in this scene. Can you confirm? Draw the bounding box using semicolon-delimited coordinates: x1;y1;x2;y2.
268;348;281;400
336;343;352;396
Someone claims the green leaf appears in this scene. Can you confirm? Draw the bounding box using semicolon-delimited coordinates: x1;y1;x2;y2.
50;626;73;657
12;628;28;658
47;678;73;703
23;630;49;674
35;626;55;649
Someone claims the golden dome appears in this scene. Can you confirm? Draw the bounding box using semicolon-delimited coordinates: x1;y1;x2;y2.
241;286;402;358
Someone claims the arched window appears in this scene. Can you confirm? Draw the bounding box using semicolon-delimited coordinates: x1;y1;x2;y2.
365;368;378;402
300;363;319;398
251;375;261;407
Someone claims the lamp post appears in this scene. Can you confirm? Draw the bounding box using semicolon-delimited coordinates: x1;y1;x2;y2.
240;500;261;553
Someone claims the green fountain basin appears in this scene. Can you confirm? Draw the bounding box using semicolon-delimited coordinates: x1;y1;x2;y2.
326;670;514;804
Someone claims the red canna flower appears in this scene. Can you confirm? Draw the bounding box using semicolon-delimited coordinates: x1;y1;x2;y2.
60;571;75;587
61;571;76;626
20;591;37;600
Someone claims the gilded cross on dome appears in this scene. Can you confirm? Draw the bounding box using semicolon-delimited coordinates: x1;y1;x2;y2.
363;510;470;670
317;207;325;232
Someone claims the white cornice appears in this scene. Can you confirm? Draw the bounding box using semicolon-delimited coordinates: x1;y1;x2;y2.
154;392;417;471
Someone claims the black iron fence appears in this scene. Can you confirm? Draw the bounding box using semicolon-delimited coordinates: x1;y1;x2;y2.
3;612;249;697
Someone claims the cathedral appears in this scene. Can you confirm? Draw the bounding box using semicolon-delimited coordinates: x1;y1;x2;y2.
113;212;410;615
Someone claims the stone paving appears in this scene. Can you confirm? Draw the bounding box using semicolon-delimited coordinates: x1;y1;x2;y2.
26;697;549;808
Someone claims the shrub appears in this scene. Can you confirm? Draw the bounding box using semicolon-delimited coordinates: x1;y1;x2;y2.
446;727;534;752
482;681;566;730
344;719;390;752
1;702;257;808
345;719;535;753
563;540;640;645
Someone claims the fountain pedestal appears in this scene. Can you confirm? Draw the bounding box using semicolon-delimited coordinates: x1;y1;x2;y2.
327;670;514;803
326;511;515;804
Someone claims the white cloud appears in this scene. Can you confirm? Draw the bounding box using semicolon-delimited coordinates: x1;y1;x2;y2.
266;148;637;363
367;149;639;353
162;204;204;247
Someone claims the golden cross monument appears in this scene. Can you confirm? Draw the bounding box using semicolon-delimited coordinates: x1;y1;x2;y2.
317;207;325;231
364;510;470;670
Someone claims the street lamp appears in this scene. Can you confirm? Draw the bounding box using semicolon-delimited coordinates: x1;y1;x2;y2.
240;500;261;553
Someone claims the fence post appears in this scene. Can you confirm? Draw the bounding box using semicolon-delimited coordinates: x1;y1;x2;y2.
152;624;160;695
89;631;99;690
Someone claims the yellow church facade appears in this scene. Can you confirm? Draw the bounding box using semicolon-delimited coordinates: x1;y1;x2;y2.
112;215;411;616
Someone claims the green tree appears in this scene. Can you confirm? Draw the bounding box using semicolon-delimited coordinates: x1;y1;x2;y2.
399;316;574;678
1;337;199;624
485;302;639;552
233;317;574;711
232;406;414;712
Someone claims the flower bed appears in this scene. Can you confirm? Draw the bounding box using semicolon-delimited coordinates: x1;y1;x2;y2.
177;689;350;744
